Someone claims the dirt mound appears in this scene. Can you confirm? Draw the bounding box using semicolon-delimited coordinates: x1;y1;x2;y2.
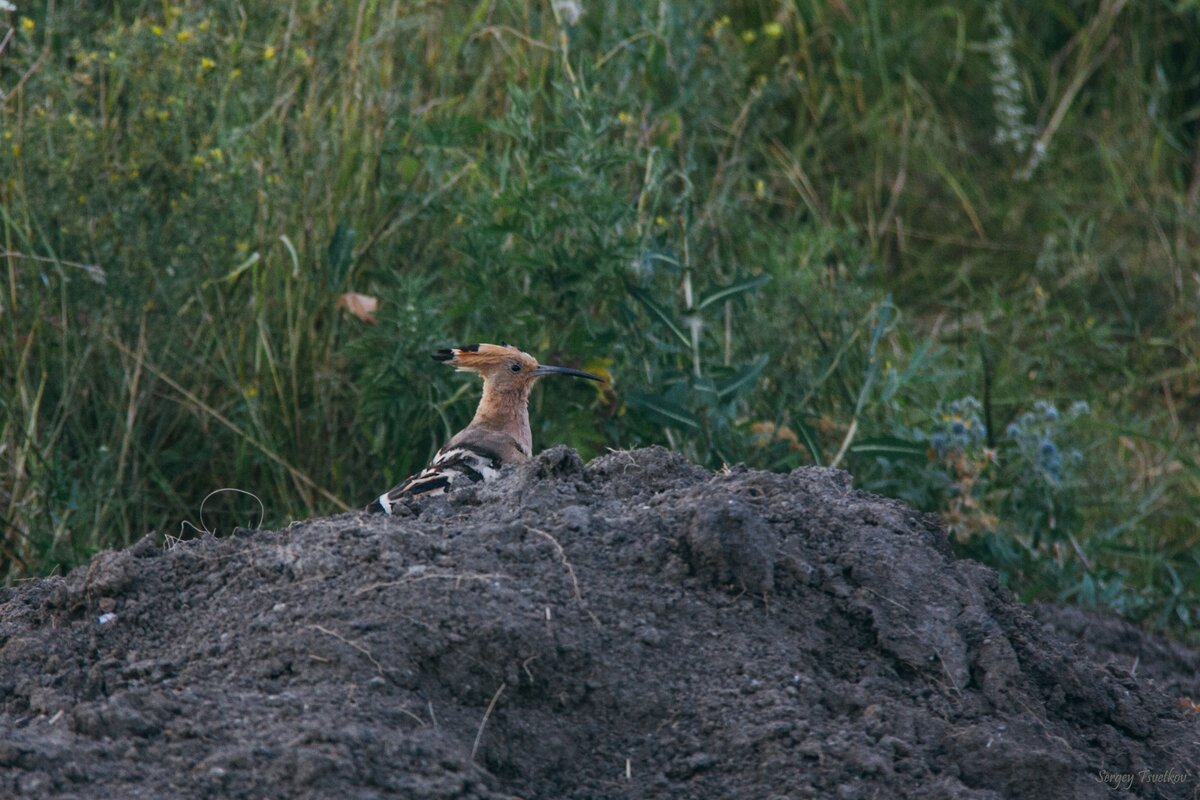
0;447;1196;799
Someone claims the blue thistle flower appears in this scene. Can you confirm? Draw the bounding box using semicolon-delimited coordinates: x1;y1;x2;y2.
930;433;948;457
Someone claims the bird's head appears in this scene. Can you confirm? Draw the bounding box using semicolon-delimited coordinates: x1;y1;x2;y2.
432;343;604;393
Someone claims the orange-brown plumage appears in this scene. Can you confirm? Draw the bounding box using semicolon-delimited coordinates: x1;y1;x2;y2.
367;343;603;513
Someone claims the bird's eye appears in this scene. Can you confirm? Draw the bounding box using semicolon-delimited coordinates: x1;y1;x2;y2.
510;363;522;372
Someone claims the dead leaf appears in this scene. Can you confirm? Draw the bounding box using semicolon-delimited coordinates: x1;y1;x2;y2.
337;292;379;324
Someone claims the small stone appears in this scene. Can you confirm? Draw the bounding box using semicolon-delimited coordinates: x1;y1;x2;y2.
561;505;591;531
636;626;663;646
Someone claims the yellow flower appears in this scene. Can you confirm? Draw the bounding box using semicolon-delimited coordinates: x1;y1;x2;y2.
2;131;11;140
192;154;206;167
231;68;242;79
11;144;21;157
77;194;87;204
198;19;211;32
208;147;223;161
582;358;613;384
754;178;766;199
263;45;277;61
763;22;784;39
200;57;216;70
176;30;192;43
151;25;163;36
617;111;634;125
20;16;35;32
245;386;259;399
740;29;757;44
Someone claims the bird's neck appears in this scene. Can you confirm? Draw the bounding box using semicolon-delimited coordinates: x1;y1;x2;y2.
471;382;532;454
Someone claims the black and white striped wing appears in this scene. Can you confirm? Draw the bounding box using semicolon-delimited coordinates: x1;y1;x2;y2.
366;443;503;514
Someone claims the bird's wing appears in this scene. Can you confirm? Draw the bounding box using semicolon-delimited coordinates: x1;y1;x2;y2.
366;436;512;514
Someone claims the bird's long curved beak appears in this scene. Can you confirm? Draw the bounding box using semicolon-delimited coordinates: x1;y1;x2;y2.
534;364;605;382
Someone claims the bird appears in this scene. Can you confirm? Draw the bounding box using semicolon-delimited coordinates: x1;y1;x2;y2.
366;342;604;514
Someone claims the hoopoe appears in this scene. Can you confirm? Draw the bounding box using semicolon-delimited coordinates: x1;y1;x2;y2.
366;343;603;514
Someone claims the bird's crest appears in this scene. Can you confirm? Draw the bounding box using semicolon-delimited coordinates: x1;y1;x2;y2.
432;343;532;373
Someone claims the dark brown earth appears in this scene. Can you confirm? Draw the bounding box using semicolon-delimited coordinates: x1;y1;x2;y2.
0;446;1197;799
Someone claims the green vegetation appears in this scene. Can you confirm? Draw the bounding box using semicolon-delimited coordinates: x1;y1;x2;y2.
2;1;1198;633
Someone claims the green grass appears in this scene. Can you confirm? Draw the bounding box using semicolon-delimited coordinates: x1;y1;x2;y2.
2;1;1198;634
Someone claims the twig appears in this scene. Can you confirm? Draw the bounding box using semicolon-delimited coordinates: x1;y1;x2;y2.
862;586;914;614
1019;0;1127;180
470;25;555;52
527;527;582;603
0;251;107;283
768;141;828;225
875;224;1035;253
310;624;384;674
354;571;509;595
1;50;45;107
397;707;427;727
829;417;858;470
1019;37;1119;181
875;112;911;242
427;701;439;729
1067;532;1093;573
595;30;664;69
115;317;147;486
471;682;506;763
197;487;266;535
